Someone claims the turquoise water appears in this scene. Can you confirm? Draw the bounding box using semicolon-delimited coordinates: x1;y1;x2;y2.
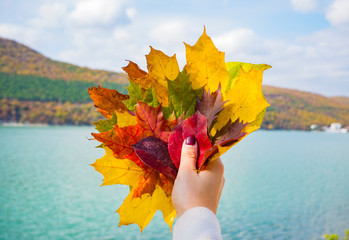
0;127;348;240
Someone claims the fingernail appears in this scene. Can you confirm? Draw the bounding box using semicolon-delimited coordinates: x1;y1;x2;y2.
186;135;196;145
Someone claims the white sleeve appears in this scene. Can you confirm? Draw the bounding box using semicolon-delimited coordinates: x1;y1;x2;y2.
173;207;222;240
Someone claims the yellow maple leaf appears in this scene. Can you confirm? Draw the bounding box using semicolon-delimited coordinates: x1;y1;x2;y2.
91;147;143;187
211;65;270;136
117;185;176;232
185;28;229;93
146;47;180;107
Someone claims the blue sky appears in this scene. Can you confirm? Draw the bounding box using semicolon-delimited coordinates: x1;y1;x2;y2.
0;0;348;96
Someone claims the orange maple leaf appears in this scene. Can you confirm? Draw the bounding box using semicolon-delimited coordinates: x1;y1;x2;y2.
88;85;129;118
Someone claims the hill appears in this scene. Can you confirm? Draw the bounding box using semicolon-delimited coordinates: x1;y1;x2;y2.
262;86;349;130
0;37;126;102
0;36;348;129
0;37;127;84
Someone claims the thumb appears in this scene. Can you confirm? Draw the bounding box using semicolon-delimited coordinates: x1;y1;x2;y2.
179;135;198;171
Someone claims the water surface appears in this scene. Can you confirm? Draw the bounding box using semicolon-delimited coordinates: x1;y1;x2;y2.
0;127;348;239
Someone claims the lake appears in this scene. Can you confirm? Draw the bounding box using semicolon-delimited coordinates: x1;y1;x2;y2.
0;127;348;240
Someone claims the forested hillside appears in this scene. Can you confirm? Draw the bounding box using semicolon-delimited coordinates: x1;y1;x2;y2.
262;86;349;130
1;37;348;129
0;37;127;84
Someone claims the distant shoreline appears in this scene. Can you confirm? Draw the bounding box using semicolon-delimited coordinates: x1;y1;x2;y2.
1;122;348;134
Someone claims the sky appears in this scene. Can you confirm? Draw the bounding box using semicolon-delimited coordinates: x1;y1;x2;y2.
0;0;348;96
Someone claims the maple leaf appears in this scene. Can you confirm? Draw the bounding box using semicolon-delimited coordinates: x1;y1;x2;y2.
91;147;143;187
213;118;248;145
185;27;229;93
117;185;176;232
168;112;212;169
162;70;203;120
122;60;151;89
92;124;146;167
135;101;175;142
211;65;270;136
196;83;226;131
146;47;180;107
88;86;129;118
225;62;271;92
123;80;159;111
93;112;118;133
132;167;159;198
203;119;248;163
133;136;178;179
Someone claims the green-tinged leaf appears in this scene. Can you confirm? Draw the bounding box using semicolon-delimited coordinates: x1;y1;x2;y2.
162;70;203;119
124;80;160;111
92;112;118;132
225;62;271;92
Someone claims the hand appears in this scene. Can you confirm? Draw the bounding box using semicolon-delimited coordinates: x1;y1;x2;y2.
172;135;225;218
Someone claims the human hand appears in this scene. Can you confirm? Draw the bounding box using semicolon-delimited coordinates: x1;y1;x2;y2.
172;135;225;218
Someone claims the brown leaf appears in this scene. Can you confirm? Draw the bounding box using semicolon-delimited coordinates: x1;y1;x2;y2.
88;86;129;118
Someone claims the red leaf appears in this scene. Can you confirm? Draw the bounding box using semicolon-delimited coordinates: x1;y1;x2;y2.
168;112;212;169
133;136;178;179
92;124;147;167
203;118;248;163
214;118;248;146
135;101;176;142
196;83;226;129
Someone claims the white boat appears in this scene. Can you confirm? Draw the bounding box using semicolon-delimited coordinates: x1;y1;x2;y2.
323;123;348;133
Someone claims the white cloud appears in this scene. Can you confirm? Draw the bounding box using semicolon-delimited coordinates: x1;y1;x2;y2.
326;0;349;27
291;0;317;13
213;29;255;58
0;24;38;46
29;3;68;28
113;28;130;41
148;21;187;46
69;0;125;26
126;8;137;20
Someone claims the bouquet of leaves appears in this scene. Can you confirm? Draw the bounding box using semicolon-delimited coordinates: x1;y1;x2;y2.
89;29;270;231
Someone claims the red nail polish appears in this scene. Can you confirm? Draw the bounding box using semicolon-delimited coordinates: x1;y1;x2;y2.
186;135;196;145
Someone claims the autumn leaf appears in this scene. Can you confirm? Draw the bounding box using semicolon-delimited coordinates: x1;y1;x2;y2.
168;112;212;169
123;80;159;111
212;65;270;136
213;118;248;146
93;112;118;133
115;111;137;128
225;62;271;92
185;28;229;93
91;147;143;187
92;124;147;167
203;119;248;163
146;47;180;107
132;167;159;198
196;84;226;131
117;185;176;232
135;101;175;142
88;85;129;118
162;70;203;119
133;136;177;179
122;60;151;89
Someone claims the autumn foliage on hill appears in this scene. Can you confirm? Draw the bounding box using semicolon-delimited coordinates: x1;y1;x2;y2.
262;86;349;130
0;37;127;85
